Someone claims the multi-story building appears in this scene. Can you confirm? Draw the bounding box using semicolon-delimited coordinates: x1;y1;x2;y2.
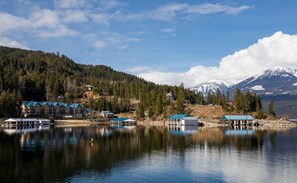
21;101;89;118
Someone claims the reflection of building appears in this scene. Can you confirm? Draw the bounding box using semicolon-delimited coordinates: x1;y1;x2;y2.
224;129;255;136
22;101;89;118
167;114;198;126
168;125;198;136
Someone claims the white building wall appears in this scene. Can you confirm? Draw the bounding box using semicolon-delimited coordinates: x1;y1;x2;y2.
181;117;198;126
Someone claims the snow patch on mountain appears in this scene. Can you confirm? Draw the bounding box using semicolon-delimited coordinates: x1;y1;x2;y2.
250;85;265;90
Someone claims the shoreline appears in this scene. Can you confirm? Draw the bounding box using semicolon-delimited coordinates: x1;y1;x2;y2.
1;118;296;130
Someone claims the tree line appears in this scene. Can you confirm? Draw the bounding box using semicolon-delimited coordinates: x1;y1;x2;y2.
0;46;275;119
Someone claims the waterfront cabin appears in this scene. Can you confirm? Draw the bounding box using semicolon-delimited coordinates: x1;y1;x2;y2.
168;114;198;126
2;118;39;127
111;118;136;125
221;115;255;126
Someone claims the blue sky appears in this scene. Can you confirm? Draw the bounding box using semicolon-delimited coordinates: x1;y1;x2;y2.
1;0;297;87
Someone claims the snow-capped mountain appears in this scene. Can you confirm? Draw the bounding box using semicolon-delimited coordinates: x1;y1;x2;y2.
229;66;297;96
190;81;228;96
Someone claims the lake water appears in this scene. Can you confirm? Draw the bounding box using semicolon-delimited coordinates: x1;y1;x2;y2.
0;125;297;183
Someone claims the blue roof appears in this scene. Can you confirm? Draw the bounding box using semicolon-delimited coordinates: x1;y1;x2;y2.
24;101;86;109
70;103;81;108
222;115;254;121
112;118;129;122
168;114;190;120
26;101;41;107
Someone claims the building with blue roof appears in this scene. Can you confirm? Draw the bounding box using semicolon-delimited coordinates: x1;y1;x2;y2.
21;101;88;118
168;114;198;126
111;118;136;124
221;115;255;126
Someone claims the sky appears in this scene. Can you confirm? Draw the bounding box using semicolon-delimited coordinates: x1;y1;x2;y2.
1;0;297;87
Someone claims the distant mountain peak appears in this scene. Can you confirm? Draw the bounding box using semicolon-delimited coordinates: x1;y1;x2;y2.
229;66;297;96
263;66;297;77
190;81;228;96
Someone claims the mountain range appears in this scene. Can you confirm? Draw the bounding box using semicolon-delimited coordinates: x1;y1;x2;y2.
191;66;297;97
190;66;297;118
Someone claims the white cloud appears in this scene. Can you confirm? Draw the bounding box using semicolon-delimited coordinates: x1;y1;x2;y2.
93;32;140;50
162;28;174;33
0;8;78;39
0;36;28;49
0;12;26;34
120;3;250;21
62;9;88;23
162;28;176;37
186;3;250;15
90;13;110;25
139;32;297;88
94;40;106;49
99;0;126;9
54;0;86;9
127;66;150;73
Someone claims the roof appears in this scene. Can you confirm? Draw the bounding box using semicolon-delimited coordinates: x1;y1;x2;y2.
23;101;86;109
70;103;83;109
168;114;191;120
112;118;129;122
26;101;41;107
4;118;38;122
222;115;254;121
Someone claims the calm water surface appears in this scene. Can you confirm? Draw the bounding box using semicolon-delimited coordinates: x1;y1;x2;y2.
0;125;297;183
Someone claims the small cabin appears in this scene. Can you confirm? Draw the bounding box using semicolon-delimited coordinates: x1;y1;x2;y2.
168;114;198;126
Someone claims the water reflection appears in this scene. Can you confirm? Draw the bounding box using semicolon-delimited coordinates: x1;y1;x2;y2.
168;125;198;136
0;125;296;183
3;125;50;135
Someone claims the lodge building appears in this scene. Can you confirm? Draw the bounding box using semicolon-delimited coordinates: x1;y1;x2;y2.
21;101;88;118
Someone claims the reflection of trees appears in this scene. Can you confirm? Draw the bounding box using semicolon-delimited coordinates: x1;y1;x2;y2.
0;126;277;182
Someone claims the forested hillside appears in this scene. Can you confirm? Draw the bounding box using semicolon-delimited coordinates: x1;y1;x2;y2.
0;46;265;119
0;46;201;118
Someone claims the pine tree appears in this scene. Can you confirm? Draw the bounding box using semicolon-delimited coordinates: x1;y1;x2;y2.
268;99;276;118
234;89;242;113
137;102;145;118
176;83;185;114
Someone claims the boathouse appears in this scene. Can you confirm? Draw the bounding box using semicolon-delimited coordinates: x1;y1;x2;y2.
168;114;198;126
221;115;254;126
2;118;50;127
111;118;136;125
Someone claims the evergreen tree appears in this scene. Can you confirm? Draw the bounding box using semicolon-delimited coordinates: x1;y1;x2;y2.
176;83;185;114
268;99;276;118
234;89;242;113
137;102;145;118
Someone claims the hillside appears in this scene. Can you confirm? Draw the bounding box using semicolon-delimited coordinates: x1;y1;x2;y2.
0;46;197;118
186;104;225;119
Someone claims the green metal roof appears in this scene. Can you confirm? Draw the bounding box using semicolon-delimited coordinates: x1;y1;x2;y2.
222;115;254;121
168;114;190;120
